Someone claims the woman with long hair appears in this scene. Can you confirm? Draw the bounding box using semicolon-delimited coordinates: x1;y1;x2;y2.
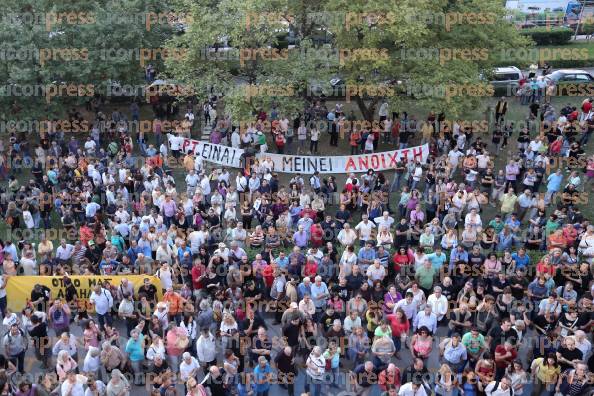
411;326;433;360
530;352;561;396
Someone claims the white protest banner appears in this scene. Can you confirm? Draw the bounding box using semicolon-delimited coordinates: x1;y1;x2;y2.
256;144;429;174
181;138;244;168
179;138;429;174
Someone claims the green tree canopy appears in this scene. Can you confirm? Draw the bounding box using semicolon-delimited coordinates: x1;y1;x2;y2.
166;0;529;122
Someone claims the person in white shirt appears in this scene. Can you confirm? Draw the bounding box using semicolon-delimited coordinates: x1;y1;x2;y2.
426;286;449;322
179;352;200;382
82;347;101;377
337;224;357;247
413;305;437;335
61;371;87;396
366;259;386;284
89;285;113;330
398;380;428;396
196;328;217;371
483;376;514;396
355;215;376;246
168;133;182;157
156;262;173;290
231;129;241;148
374;211;395;230
56;240;74;264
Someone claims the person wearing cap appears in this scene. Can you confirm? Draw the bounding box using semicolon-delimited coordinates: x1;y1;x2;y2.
281;301;305;326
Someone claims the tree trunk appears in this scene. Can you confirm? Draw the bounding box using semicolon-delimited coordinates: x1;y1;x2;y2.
355;96;379;122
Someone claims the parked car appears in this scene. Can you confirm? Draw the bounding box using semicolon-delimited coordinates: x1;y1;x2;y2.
489;66;524;95
544;69;594;96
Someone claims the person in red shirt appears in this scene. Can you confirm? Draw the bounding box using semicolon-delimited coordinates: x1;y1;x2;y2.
379;363;401;392
536;255;556;277
494;340;517;379
302;257;318;278
392;247;412;273
262;262;274;288
191;259;206;291
581;98;592;114
300;205;317;220
310;223;324;248
386;308;410;358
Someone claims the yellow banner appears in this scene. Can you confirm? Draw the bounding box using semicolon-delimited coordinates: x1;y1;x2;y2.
6;275;163;313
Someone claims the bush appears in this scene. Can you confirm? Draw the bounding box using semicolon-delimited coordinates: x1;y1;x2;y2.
580;24;594;35
521;27;574;45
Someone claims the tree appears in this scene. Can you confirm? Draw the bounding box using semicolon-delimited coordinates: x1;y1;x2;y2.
0;0;175;124
167;0;528;122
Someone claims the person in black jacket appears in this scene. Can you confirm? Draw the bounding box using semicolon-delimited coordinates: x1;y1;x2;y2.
275;346;297;396
29;315;49;369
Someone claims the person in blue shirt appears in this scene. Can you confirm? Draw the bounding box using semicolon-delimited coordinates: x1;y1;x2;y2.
449;245;468;270
253;356;272;396
504;214;521;235
126;241;140;265
427;246;447;272
124;329;145;385
237;372;257;396
275;251;289;271
298;277;312;300
177;241;192;263
357;242;377;270
99;257;118;275
545;169;563;204
497;226;514;252
511;247;530;270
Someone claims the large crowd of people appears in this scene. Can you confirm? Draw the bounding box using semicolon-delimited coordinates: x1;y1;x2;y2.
0;91;592;396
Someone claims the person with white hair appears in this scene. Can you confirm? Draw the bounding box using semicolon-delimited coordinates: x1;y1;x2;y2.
179;351;200;383
426;286;449;322
153;302;169;328
82;346;101;379
305;346;325;396
105;369;130;396
100;341;125;374
574;330;592;359
310;276;330;321
56;349;78;382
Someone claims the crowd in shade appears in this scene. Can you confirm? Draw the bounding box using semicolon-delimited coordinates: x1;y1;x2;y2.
0;93;594;396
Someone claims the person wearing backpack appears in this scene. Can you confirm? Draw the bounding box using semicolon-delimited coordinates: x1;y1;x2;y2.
484;376;514;396
89;284;114;331
2;323;28;373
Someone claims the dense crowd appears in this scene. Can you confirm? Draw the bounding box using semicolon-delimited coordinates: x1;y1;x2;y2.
0;92;593;396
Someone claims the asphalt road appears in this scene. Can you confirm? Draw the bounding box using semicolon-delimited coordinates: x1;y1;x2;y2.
3;310;542;396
